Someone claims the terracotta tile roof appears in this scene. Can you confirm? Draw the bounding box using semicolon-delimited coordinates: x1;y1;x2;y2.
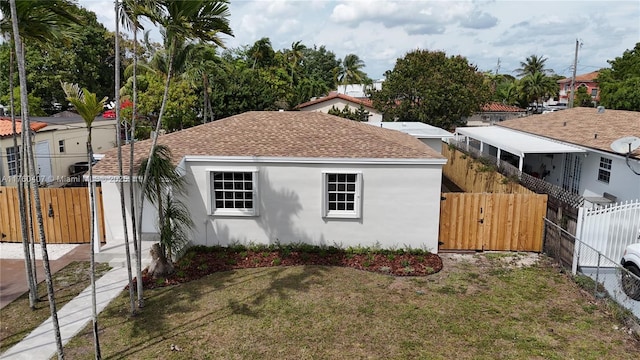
481;102;526;112
0;117;47;137
498;107;640;159
295;92;374;109
92;111;444;176
557;71;599;84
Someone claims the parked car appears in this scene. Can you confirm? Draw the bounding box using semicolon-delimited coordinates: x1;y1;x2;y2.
621;242;640;301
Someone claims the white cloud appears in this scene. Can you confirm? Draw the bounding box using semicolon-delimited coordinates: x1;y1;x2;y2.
77;0;640;80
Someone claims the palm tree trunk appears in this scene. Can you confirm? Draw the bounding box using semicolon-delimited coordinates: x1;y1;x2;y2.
9;5;64;359
8;40;37;308
114;0;136;316
8;2;64;355
130;24;142;309
136;38;175;309
87;127;101;359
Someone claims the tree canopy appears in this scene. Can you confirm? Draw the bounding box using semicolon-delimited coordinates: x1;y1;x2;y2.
598;42;640;111
370;49;490;130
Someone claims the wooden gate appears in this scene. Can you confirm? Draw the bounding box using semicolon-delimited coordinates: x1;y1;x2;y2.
439;193;548;252
0;186;105;244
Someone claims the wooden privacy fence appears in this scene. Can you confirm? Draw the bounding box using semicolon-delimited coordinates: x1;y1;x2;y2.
439;192;548;252
0;186;104;244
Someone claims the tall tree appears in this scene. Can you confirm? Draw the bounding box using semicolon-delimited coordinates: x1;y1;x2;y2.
335;53;369;86
515;54;552;78
370;49;490;130
248;37;274;69
287;40;305;88
2;2;81;357
598;42;640;111
61;82;108;359
135;0;232;307
520;71;558;109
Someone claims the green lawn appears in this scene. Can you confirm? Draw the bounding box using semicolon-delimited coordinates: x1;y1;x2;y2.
61;253;640;359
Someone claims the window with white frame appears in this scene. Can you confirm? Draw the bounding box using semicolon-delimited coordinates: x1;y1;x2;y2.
6;146;20;176
597;157;612;183
210;170;257;216
323;172;361;218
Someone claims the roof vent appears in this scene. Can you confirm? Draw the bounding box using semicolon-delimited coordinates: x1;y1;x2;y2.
563;122;566;126
594;133;598;139
597;106;605;113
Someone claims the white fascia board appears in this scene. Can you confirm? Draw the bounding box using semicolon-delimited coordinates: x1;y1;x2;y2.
181;155;447;166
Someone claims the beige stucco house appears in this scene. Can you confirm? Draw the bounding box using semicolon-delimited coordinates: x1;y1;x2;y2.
296;92;383;122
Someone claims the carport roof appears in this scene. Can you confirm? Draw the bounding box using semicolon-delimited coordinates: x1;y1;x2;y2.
455;126;586;158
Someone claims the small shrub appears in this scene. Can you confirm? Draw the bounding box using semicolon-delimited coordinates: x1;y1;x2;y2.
387;254;396;261
271;257;282;266
239;251;248;259
401;260;410;267
363;261;372;268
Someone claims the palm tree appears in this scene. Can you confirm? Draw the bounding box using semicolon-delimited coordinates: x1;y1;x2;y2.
137;144;187;258
516;54;551;78
136;0;232;307
61;82;108;359
335;53;368;86
287;40;305;87
3;1;81;357
182;43;221;123
521;72;558;109
248;37;274;69
0;0;81;311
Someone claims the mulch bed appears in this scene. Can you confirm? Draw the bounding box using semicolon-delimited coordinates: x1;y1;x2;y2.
138;248;443;289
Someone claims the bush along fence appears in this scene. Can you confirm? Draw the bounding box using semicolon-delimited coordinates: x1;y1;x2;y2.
544;218;640;324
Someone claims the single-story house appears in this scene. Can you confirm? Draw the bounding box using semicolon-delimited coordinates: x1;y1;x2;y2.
464;102;528;127
365;122;453;153
0;112;118;186
296;92;383;122
92;111;446;252
454;107;640;205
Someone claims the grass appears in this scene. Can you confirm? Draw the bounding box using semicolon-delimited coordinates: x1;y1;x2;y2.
59;253;640;359
0;261;111;353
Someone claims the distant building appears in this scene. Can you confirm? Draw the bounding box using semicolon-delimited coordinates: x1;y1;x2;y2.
557;71;600;104
464;102;528;127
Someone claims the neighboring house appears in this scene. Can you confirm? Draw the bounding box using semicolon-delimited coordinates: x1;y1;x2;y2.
0;112;117;186
92;111;446;252
454;107;640;205
557;71;600;104
296;92;383;122
465;102;528;127
365;122;453;153
0;118;48;185
336;80;383;98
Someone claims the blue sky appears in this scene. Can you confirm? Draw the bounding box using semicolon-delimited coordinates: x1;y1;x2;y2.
79;0;640;80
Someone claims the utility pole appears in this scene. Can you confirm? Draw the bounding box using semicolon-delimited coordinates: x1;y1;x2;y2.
496;58;501;74
568;39;579;108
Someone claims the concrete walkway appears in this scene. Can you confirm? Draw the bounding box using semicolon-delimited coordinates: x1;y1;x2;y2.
1;242;152;360
0;265;131;360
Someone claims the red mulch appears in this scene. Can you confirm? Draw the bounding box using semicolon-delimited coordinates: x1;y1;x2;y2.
137;249;443;289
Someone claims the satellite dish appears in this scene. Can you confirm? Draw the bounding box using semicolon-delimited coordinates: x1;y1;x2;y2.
610;136;640;154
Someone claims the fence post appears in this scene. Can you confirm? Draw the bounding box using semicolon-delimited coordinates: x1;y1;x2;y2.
594;253;601;297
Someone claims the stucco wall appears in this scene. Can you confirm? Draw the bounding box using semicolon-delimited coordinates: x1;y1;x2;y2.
578;151;640;202
137;160;444;251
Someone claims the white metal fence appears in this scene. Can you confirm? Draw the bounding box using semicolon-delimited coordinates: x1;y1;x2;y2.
575;200;640;267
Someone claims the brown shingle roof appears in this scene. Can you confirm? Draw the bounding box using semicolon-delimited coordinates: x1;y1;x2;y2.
0;117;47;137
93;111;443;176
295;92;374;109
498;107;640;158
481;102;526;112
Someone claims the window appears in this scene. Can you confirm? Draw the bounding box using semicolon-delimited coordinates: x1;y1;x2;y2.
591;88;598;97
598;157;612;183
6;146;20;176
323;172;361;218
210;170;257;216
58;140;65;153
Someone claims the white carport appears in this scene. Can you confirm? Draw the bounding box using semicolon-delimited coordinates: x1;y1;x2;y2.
455;126;586;171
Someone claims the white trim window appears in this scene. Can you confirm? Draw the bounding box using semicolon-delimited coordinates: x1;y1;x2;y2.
6;146;20;176
210;170;258;216
597;157;612;183
322;172;361;218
